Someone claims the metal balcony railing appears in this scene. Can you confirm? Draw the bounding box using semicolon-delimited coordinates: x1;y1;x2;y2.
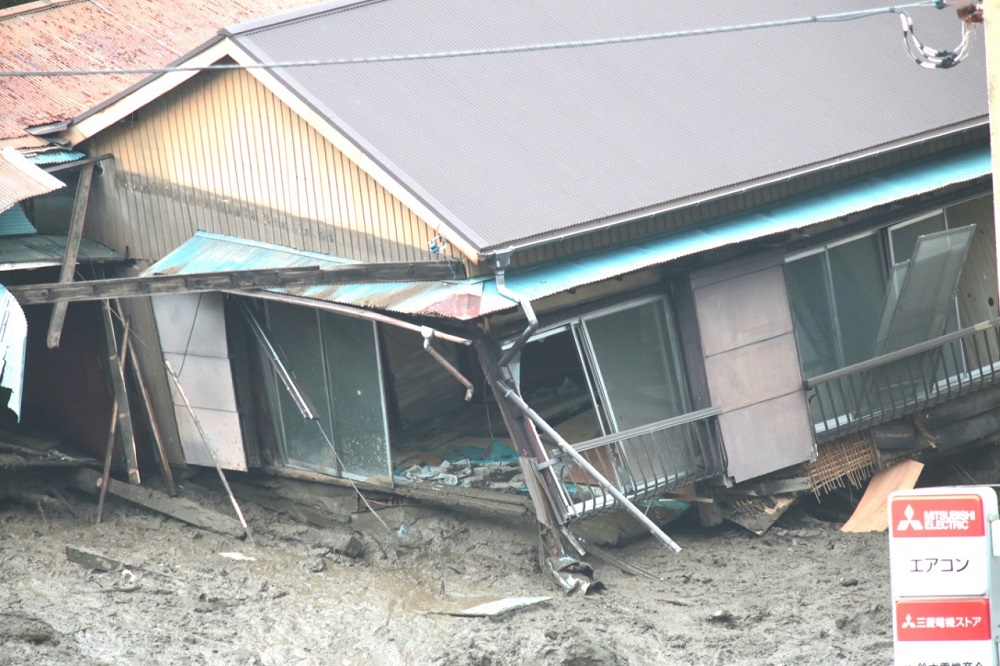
805;318;1000;444
537;406;727;522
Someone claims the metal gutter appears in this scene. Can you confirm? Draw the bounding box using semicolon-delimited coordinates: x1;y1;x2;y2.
477;118;990;260
229;288;472;346
493;248;537;368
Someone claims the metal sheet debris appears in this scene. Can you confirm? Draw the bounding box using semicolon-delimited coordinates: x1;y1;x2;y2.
428;596;551;618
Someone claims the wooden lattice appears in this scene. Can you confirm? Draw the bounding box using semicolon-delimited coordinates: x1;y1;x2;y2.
802;431;879;497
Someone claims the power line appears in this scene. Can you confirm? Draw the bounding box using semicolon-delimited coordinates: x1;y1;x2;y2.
0;1;960;78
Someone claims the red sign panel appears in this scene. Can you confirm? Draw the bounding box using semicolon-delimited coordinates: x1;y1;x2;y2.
896;598;992;642
889;495;986;538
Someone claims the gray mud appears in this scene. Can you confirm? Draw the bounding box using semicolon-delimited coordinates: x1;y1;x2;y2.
0;483;892;665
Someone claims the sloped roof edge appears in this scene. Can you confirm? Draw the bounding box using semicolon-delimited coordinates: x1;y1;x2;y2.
62;35;229;145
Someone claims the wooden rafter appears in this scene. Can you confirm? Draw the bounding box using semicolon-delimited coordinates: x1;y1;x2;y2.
8;261;464;305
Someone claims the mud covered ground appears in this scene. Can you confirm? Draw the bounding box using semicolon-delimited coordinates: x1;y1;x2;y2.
0;473;895;666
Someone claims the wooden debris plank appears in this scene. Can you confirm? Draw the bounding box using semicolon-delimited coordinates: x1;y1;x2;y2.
390;481;535;521
66;545;122;572
11;262;464;305
72;468;245;538
722;493;797;536
751;477;813;496
101;301;139;485
840;459;924;533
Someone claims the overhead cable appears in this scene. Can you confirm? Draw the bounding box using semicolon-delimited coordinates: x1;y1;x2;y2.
0;1;971;77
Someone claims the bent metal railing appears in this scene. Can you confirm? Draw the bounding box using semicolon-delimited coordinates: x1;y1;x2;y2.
533;406;727;522
805;318;1000;444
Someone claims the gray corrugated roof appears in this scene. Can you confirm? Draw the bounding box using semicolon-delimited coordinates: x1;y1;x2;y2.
227;1;988;251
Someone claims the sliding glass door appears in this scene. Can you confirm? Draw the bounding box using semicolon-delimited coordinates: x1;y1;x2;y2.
261;300;391;482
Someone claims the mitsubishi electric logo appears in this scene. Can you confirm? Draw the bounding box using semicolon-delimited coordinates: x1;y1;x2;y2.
897;505;924;532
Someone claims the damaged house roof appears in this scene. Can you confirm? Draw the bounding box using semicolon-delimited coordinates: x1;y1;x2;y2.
0;0;331;147
210;0;989;253
0;147;64;213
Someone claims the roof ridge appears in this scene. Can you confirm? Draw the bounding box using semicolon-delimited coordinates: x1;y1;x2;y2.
222;0;382;37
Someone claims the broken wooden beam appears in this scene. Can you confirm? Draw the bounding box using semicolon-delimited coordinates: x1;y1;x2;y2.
101;300;139;485
66;545;122;572
71;468;245;538
389;481;535;521
125;327;176;496
8;261;464;305
46;161;93;348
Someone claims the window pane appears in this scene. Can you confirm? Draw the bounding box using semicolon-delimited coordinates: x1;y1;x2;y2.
584;300;688;430
265;301;336;471
873;226;974;355
583;300;691;488
828;234;886;365
322;312;391;481
785;252;839;377
889;213;947;264
890;213;964;376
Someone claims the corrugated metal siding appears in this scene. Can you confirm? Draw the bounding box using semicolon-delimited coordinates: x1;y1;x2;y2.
85;68;461;265
24;150;86;166
0;147;65;213
0;234;122;269
0;0;327;141
0;204;37;236
229;0;988;251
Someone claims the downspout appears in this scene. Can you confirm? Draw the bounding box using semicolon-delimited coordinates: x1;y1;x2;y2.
421;326;474;401
493;248;538;369
490;250;603;591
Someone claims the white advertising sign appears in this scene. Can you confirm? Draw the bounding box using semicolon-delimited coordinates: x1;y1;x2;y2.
889;487;1000;666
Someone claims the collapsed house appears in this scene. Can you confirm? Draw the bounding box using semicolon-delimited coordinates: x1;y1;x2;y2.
2;0;998;585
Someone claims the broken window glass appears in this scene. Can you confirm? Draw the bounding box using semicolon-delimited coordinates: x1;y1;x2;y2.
251;299;391;482
512;296;698;500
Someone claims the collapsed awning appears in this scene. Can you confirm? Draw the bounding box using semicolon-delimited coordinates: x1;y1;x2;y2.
0;234;123;271
0;147;65;214
145;144;991;321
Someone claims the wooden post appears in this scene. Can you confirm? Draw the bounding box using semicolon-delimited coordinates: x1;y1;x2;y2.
46;161;94;349
101;300;140;484
127;336;177;497
473;336;566;558
96;317;129;524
